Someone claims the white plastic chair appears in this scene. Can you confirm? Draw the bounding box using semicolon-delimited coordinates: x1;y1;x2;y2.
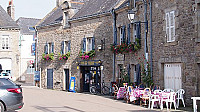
161;92;176;110
163;88;174;92
176;89;185;108
149;94;160;109
168;92;177;110
154;90;162;94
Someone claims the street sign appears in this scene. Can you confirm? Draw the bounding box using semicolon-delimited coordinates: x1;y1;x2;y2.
69;77;76;93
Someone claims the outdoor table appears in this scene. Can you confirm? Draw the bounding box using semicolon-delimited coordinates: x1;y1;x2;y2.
117;87;126;99
191;97;200;112
129;88;144;102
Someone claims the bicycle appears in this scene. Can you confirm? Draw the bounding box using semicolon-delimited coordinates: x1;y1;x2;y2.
90;80;110;95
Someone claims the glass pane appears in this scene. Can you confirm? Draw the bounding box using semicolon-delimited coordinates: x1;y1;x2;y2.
171;27;175;41
166;28;170;41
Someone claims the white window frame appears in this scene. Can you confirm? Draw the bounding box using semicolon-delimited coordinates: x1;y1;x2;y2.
119;27;123;45
166;11;175;42
132;24;137;42
64;41;69;54
1;35;10;50
86;37;92;52
48;43;51;54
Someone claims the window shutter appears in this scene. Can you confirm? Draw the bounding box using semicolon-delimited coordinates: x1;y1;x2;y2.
61;41;64;54
136;22;141;45
166;13;170;42
83;38;86;52
170;11;175;41
68;40;71;52
122;25;126;43
45;42;48;54
127;64;131;83
51;42;54;53
136;64;141;86
92;37;95;50
127;24;131;44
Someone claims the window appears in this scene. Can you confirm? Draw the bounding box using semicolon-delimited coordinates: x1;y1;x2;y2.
44;42;54;54
120;27;123;45
1;35;10;50
82;37;94;52
48;42;54;54
166;11;175;42
86;37;92;52
132;24;137;42
27;62;34;74
61;41;70;54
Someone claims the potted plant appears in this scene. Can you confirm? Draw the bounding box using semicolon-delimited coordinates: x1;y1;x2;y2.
42;53;54;60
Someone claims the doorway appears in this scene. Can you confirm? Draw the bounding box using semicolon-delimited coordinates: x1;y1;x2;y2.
47;69;53;89
81;66;101;92
64;69;70;91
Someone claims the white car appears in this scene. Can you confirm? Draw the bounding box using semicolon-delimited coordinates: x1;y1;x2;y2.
0;72;12;80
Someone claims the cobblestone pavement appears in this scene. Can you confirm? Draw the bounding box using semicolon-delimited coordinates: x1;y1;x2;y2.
12;86;192;112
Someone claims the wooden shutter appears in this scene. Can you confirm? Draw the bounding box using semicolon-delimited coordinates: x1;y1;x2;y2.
61;41;64;54
166;13;170;42
136;22;141;45
51;42;54;53
136;64;141;86
170;11;175;41
127;24;131;44
68;40;71;52
92;37;95;50
127;64;131;83
44;42;48;54
83;38;86;52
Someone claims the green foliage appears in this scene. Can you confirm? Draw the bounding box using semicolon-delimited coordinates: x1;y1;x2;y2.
42;53;54;60
59;52;70;60
79;50;95;59
140;57;154;88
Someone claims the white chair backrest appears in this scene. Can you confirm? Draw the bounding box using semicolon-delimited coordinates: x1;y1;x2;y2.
169;92;176;102
176;89;185;98
163;88;174;92
154;90;162;94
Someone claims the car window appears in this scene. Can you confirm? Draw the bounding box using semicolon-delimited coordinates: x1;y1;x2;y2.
0;79;15;86
2;73;9;76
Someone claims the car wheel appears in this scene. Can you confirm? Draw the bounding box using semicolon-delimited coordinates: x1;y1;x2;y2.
0;102;4;112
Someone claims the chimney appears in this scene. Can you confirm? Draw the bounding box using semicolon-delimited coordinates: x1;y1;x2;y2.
7;0;15;20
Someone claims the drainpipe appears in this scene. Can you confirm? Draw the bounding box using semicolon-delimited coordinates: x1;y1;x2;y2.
143;0;148;72
149;0;153;79
111;9;117;82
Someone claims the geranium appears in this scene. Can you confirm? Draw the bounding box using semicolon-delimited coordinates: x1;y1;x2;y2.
58;52;70;60
42;53;54;60
79;50;95;59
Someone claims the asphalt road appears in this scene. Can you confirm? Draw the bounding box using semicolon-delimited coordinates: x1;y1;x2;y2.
14;86;157;112
9;86;192;112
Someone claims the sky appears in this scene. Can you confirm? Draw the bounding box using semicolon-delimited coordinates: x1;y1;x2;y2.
0;0;56;20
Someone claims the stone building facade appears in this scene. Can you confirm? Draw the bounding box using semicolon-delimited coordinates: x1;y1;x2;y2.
0;5;20;81
36;0;200;105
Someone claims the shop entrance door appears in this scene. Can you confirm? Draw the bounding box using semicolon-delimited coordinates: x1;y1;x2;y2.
82;66;101;92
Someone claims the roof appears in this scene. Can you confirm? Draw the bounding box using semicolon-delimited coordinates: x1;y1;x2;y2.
0;5;19;29
37;0;128;28
72;0;121;19
16;17;41;35
37;6;63;27
37;0;88;27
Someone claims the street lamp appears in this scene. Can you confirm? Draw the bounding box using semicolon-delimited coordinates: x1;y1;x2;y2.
128;10;135;23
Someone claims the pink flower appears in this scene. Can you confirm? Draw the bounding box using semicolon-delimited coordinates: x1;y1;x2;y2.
85;55;89;59
59;57;62;60
64;57;66;59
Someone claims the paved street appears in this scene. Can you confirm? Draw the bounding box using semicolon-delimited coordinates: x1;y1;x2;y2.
16;86;156;112
10;86;191;112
